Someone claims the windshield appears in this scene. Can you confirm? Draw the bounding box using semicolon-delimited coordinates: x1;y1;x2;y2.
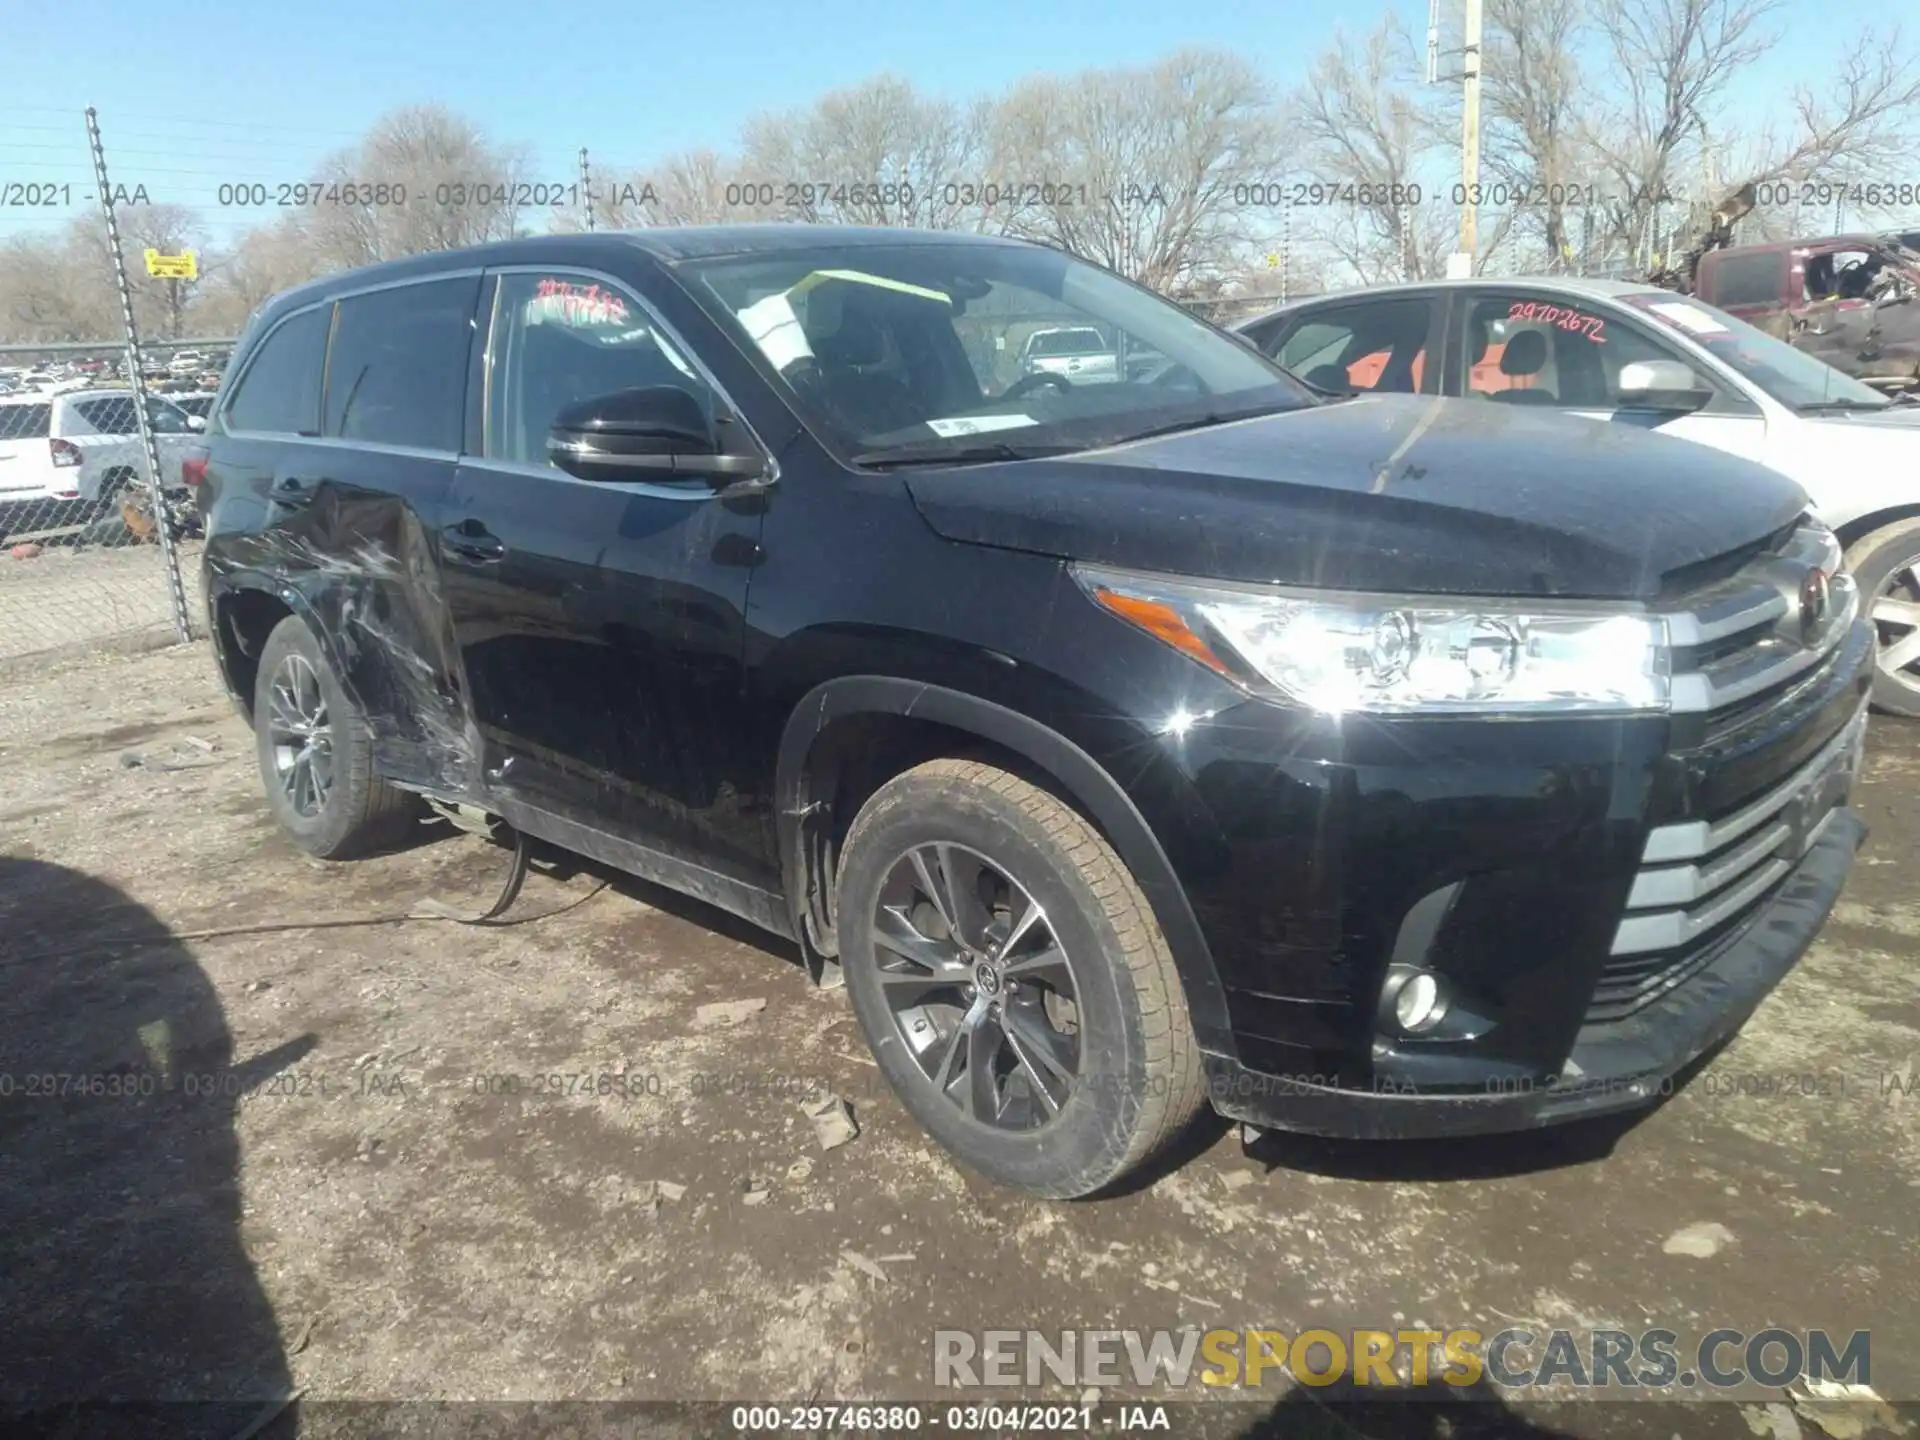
1619;291;1891;411
679;242;1310;460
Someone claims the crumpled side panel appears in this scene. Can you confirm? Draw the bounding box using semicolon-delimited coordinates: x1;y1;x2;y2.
208;487;483;801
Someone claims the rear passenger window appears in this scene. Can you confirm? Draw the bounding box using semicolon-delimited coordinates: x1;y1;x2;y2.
324;278;478;451
1706;252;1783;309
227;307;329;435
1272;300;1433;394
76;398;138;434
74;396;195;435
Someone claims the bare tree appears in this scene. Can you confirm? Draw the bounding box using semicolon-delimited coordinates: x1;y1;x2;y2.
1582;0;1777;260
988;50;1285;294
736;77;992;230
190;215;329;333
1734;28;1920;234
112;204;210;339
299;106;530;268
1483;0;1588;270
598;149;752;228
1290;20;1455;283
0;230;106;344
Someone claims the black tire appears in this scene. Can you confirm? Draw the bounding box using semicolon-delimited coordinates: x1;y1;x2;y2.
251;614;419;858
836;759;1206;1198
1845;518;1920;719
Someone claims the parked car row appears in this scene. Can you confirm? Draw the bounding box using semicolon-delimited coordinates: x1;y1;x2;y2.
2;353;230;397
0;388;206;541
1234;276;1920;717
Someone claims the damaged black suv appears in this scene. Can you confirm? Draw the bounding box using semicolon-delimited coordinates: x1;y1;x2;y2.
198;227;1874;1197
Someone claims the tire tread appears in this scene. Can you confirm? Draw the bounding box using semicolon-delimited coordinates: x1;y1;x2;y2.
1845;517;1920;719
254;615;418;859
842;757;1207;1195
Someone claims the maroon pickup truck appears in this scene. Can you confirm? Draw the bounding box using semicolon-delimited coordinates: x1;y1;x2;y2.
1689;233;1920;391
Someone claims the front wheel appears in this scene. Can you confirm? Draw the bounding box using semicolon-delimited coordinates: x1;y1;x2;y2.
1846;518;1920;718
836;759;1206;1198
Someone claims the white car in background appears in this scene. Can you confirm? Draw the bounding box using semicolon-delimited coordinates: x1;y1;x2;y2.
0;389;203;540
1239;277;1920;715
1018;326;1121;385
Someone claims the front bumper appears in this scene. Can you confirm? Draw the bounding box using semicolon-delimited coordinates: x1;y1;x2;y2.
1166;609;1875;1140
1202;803;1865;1138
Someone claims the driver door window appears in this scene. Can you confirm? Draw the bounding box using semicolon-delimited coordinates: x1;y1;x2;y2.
484;272;714;468
1803;248;1876;303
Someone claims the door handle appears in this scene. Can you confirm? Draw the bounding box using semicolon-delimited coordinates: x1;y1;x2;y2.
270;476;316;507
441;520;505;562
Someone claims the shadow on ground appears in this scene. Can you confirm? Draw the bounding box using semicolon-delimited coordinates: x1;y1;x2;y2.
0;856;299;1439
1227;1375;1785;1440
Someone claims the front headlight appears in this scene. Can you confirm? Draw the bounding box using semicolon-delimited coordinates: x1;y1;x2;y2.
1073;563;1671;715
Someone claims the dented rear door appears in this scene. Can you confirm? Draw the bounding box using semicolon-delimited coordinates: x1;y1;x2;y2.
261;275;481;793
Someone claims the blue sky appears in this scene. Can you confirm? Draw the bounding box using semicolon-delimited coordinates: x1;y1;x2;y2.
0;0;1900;247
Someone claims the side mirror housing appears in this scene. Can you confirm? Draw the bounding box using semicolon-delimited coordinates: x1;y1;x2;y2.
186;413;207;432
1617;358;1713;414
547;386;766;485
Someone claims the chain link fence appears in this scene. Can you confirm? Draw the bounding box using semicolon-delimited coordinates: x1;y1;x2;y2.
0;337;231;666
0;104;236;667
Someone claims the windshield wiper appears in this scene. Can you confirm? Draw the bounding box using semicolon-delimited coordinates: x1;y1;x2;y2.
1796;397;1894;414
850;439;1082;469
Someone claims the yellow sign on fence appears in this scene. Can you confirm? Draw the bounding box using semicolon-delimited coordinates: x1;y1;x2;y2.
143;248;197;280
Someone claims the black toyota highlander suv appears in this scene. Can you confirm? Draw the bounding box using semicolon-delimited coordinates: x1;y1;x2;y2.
194;226;1873;1198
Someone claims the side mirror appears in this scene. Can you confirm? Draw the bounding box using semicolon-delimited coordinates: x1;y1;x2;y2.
186;414;206;432
547;386;766;485
1617;359;1712;414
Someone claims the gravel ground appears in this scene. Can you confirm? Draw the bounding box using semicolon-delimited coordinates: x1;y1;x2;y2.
0;641;1915;1440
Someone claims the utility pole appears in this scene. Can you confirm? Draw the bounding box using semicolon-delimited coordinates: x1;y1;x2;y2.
1454;0;1484;277
579;147;595;232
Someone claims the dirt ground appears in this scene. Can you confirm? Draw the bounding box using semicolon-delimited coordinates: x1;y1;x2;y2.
1;640;1916;1440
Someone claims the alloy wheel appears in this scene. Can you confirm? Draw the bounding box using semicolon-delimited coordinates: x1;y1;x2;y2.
1872;555;1920;702
870;841;1080;1130
267;653;334;818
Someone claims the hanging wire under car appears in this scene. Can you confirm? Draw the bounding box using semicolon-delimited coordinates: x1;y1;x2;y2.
19;825;608;963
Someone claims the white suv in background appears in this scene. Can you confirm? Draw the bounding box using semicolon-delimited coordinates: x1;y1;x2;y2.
0;389;203;540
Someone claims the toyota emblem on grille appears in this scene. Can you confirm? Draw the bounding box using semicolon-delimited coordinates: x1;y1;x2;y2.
1798;567;1832;638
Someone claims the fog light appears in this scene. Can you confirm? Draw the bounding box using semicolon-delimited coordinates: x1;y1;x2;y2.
1380;964;1450;1036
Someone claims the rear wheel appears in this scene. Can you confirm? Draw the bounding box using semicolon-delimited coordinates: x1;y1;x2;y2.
1846;518;1920;718
836;759;1206;1198
251;615;419;858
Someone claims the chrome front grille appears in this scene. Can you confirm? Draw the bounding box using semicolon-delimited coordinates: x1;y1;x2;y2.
1663;522;1858;716
1586;522;1866;1022
1611;704;1867;958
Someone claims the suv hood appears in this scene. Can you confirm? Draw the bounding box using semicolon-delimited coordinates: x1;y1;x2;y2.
903;394;1808;599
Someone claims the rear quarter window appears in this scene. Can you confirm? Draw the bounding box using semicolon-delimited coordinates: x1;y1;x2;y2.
74;397;139;434
226;306;331;435
0;404;52;440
